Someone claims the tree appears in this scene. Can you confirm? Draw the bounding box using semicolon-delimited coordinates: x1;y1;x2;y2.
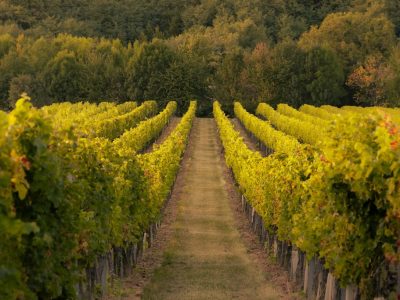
260;41;307;107
82;38;128;101
26;17;93;38
0;34;15;59
240;42;272;103
304;47;346;106
346;55;389;106
0;34;28;107
241;41;313;107
298;9;397;71
145;54;210;115
8;74;35;107
42;49;89;101
0;0;31;28
236;18;266;49
384;46;400;106
386;0;400;36
126;40;209;114
182;0;218;28
276;14;307;41
352;0;400;37
126;41;176;100
213;50;245;110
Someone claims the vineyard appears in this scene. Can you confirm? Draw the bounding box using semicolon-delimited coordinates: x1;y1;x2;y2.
1;98;400;299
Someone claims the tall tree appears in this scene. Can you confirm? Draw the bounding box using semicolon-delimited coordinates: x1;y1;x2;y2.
126;41;176;100
304;47;346;106
213;50;245;110
42;49;89;102
298;9;396;71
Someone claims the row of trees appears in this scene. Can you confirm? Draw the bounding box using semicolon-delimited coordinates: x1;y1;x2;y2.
0;35;208;113
0;0;190;42
169;2;400;109
0;0;399;112
210;7;400;109
1;0;399;42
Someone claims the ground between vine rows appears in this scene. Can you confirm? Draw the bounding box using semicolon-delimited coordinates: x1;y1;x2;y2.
107;118;297;299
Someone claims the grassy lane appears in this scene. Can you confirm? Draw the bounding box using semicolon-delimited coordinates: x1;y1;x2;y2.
142;118;282;300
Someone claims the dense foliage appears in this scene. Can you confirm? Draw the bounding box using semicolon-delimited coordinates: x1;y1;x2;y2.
114;101;177;153
256;103;326;145
215;101;400;298
0;97;196;299
1;0;400;113
234;102;301;154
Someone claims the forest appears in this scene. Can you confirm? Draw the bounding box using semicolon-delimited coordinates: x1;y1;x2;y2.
0;0;400;114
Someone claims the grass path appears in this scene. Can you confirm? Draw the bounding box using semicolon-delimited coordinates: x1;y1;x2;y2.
142;118;282;300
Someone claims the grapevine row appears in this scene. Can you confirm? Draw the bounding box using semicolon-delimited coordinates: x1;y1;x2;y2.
234;102;301;155
138;101;197;219
277;103;330;127
85;100;158;139
320;104;345;114
81;101;137;124
114;101;177;153
342;105;400;124
41;101;101;115
256;103;325;145
299;104;337;120
215;101;400;297
42;101;115;121
42;101;133;130
0;97;196;299
214;101;265;216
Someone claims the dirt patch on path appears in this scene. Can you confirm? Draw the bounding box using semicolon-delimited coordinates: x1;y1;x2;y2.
142;118;284;300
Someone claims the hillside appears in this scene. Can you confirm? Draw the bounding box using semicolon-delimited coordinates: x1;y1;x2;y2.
0;0;400;113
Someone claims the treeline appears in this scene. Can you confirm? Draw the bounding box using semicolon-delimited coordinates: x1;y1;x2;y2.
0;0;400;112
0;35;208;114
0;0;189;42
1;0;399;42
